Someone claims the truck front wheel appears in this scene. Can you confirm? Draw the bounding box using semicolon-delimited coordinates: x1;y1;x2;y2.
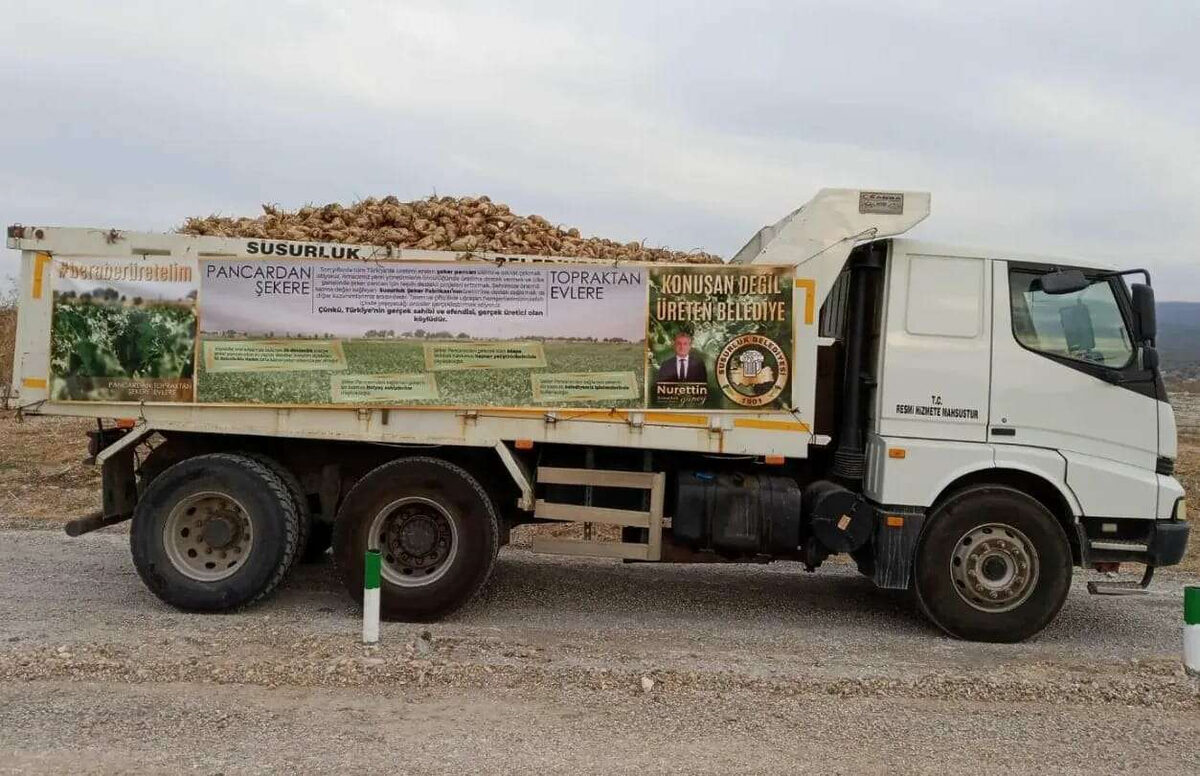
332;457;499;622
913;485;1072;643
130;453;301;611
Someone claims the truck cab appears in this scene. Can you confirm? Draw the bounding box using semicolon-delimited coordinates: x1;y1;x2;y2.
814;238;1188;638
734;193;1187;639
862;240;1185;565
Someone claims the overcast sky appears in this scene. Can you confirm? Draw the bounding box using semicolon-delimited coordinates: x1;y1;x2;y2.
3;1;1198;299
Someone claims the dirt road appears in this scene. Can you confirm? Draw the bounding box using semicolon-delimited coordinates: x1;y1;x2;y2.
0;530;1197;774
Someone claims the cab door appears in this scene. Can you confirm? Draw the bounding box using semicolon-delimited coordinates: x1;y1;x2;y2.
989;261;1159;518
876;250;992;443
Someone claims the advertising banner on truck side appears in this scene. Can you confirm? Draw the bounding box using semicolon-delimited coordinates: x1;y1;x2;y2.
647;265;792;410
46;257;793;411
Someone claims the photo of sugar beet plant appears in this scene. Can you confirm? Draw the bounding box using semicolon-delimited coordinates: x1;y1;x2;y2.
50;288;197;400
196;337;645;408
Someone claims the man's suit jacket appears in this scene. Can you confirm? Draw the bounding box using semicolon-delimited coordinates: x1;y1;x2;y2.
657;355;707;383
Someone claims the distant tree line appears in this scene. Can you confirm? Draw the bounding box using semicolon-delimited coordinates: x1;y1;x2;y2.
54;287;196;306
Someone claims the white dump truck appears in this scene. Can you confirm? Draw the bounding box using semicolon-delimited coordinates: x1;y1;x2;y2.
5;189;1188;642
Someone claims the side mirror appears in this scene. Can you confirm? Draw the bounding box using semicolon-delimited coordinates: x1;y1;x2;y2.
1141;346;1160;371
1131;283;1156;343
1038;269;1089;295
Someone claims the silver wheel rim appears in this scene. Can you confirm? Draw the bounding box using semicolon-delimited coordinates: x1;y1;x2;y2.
368;496;458;588
950;522;1040;613
162;492;254;582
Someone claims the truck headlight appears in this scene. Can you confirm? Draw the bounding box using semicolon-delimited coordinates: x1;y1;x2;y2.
1174;498;1188;522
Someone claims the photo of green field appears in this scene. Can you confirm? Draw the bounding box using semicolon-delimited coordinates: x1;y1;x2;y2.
50;287;197;402
196;338;644;407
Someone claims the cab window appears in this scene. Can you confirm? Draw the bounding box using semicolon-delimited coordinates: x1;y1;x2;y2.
1009;269;1134;368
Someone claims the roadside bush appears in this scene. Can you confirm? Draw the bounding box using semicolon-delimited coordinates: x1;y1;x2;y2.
1;278;16;392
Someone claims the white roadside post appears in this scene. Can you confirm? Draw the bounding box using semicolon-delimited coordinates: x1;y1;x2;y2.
363;549;381;645
1186;586;1199;677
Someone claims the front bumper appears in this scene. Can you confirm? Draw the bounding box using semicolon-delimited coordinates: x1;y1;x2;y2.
1084;516;1190;567
1148;520;1190;566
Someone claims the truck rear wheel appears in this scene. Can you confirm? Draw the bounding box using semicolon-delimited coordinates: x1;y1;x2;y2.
130;453;301;612
914;485;1072;642
332;457;499;622
243;452;332;563
243;452;312;565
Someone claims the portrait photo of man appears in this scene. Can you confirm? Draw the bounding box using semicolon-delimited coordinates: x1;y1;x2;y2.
656;330;708;383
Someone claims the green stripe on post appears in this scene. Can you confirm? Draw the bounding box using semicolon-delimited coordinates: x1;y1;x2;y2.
365;549;382;591
1186;586;1200;626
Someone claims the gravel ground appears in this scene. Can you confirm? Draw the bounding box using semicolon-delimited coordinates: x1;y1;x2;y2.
0;530;1198;774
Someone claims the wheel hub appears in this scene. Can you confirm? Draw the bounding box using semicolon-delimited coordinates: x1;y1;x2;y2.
950;523;1040;613
397;515;439;558
162;493;254;582
201;514;239;549
369;497;459;587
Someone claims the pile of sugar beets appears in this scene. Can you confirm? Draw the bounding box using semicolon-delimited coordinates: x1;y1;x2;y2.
181;195;722;264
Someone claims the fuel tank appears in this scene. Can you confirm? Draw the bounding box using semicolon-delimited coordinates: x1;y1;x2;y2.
673;471;802;556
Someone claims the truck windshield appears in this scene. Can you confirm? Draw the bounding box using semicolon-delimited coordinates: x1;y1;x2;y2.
1009;269;1134;368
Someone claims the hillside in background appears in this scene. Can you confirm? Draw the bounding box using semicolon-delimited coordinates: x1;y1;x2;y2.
1158;301;1200;378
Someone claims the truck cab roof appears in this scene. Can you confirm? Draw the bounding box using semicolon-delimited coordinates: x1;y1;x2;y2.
886;238;1119;273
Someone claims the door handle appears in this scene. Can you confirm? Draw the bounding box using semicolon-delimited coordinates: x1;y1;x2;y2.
991;427;1016;437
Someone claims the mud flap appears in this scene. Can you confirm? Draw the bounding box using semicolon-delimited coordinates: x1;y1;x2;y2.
101;446;138;519
870;504;926;590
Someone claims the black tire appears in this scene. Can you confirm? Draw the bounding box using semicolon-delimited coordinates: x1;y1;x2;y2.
243;452;311;565
130;453;301;612
332;456;499;622
914;485;1072;643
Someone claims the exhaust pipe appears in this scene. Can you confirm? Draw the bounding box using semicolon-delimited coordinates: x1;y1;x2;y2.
64;510;131;537
832;243;886;481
